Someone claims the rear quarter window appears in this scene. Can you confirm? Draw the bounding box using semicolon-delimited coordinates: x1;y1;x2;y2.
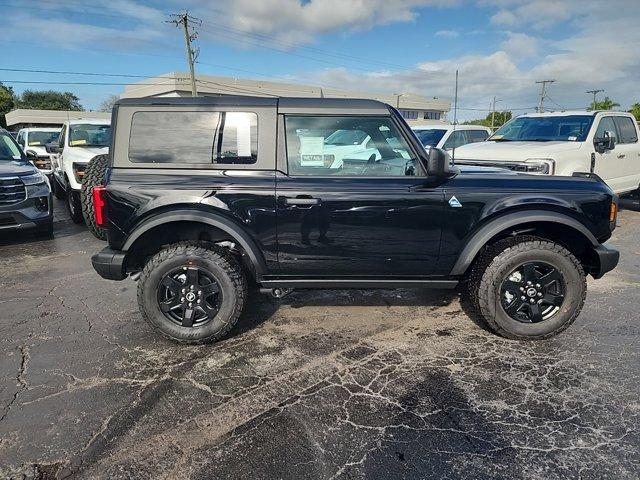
614;116;638;144
128;111;257;164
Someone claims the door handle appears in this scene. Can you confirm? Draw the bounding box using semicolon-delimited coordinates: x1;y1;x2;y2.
284;196;321;206
618;153;626;159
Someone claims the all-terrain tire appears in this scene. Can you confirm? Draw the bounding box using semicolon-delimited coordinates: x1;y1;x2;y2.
465;236;586;340
137;242;247;344
81;154;109;240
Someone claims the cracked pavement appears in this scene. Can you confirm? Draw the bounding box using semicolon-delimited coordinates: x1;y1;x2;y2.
0;199;638;479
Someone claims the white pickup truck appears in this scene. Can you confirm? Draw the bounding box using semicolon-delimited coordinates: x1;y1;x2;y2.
454;110;640;195
46;119;111;223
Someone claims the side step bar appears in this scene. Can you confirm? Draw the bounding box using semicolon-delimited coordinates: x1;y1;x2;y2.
259;279;458;290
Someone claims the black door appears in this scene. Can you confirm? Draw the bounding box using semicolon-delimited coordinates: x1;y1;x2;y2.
276;114;444;277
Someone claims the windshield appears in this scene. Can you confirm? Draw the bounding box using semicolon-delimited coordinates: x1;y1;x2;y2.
69;124;111;147
414;129;447;147
324;129;369;146
491;115;594;142
0;132;23;161
28;131;59;146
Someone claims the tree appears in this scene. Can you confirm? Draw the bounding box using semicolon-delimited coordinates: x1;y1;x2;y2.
463;111;512;129
0;82;16;128
17;90;83;111
628;103;640;121
98;94;120;112
589;96;620;111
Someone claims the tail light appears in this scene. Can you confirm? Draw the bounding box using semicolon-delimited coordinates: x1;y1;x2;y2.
92;186;108;227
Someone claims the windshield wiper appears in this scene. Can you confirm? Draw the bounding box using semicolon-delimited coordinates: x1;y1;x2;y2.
525;138;553;142
491;138;512;142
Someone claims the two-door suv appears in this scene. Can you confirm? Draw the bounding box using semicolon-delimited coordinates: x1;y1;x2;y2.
91;97;619;343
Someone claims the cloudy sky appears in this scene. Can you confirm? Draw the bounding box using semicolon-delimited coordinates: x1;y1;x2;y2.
1;0;638;120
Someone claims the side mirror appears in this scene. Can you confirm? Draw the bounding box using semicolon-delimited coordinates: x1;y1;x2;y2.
25;150;38;159
426;147;453;177
45;143;60;154
594;130;616;154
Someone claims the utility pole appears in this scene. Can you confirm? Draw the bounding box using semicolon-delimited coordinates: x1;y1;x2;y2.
491;96;497;131
535;79;555;113
393;92;404;109
586;89;604;109
167;12;201;97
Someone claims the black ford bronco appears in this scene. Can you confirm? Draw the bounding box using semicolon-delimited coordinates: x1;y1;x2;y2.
91;96;619;343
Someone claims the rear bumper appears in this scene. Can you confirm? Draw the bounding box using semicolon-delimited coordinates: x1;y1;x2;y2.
592;244;620;279
92;247;127;280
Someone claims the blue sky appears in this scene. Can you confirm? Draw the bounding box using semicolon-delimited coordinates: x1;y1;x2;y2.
1;0;638;120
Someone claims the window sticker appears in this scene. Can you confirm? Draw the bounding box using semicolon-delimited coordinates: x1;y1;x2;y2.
568;136;577;141
299;136;325;166
70;139;87;146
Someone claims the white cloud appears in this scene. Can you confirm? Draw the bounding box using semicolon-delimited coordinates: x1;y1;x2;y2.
295;0;640;120
499;32;539;59
190;0;460;44
435;29;460;38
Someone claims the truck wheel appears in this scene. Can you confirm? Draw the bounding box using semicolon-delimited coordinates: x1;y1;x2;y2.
52;176;66;200
81;154;109;240
467;237;586;340
66;188;84;224
137;242;247;344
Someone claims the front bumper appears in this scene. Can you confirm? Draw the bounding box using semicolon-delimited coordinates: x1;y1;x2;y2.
592;244;620;279
92;247;127;280
0;183;53;232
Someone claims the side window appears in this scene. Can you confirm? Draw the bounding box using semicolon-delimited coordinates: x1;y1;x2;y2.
443;130;468;150
128;111;257;164
58;127;66;148
466;130;489;143
285;115;421;177
17;132;24;147
614;117;638;144
595;117;617;139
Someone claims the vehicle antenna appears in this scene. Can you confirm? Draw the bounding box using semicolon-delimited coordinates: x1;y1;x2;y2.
452;69;459;162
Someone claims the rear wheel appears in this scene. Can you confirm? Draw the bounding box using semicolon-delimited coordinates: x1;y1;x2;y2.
466;237;586;340
81;154;109;240
137;242;247;344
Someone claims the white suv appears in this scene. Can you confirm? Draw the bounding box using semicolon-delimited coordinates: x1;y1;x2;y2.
412;125;491;152
454;111;640;195
47;119;111;223
15;127;60;179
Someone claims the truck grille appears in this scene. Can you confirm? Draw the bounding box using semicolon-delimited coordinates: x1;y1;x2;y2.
33;156;52;170
0;177;27;205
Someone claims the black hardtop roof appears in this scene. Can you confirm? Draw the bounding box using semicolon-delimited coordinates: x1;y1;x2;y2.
115;95;390;110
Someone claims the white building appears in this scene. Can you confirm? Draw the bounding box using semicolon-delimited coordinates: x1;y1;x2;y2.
5;109;111;131
121;72;450;124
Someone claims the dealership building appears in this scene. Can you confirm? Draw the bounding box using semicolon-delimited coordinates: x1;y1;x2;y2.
121;72;451;124
5;109;111;131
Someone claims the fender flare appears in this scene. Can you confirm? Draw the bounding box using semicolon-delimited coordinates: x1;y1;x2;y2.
123;210;267;276
449;210;599;276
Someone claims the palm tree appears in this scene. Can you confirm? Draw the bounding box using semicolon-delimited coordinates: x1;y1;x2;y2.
628;102;640;121
589;96;621;111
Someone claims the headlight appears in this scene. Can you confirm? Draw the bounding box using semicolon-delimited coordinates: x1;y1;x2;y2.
20;172;47;186
72;162;86;183
522;158;555;175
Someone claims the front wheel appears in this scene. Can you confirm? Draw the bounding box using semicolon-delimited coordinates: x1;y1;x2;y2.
66;188;84;224
137;242;247;344
466;237;586;340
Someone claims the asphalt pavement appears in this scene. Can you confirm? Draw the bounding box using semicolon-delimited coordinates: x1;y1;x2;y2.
0;197;638;479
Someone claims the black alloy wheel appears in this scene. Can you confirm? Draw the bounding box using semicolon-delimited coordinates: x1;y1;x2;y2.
157;265;222;328
499;261;566;323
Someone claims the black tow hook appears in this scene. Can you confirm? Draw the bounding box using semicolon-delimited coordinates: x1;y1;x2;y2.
259;288;294;299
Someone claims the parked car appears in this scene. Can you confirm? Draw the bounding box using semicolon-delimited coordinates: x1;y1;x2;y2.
412;124;491;151
16;127;60;180
0;128;53;236
454;110;640;195
91;96;618;344
46;119;110;223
